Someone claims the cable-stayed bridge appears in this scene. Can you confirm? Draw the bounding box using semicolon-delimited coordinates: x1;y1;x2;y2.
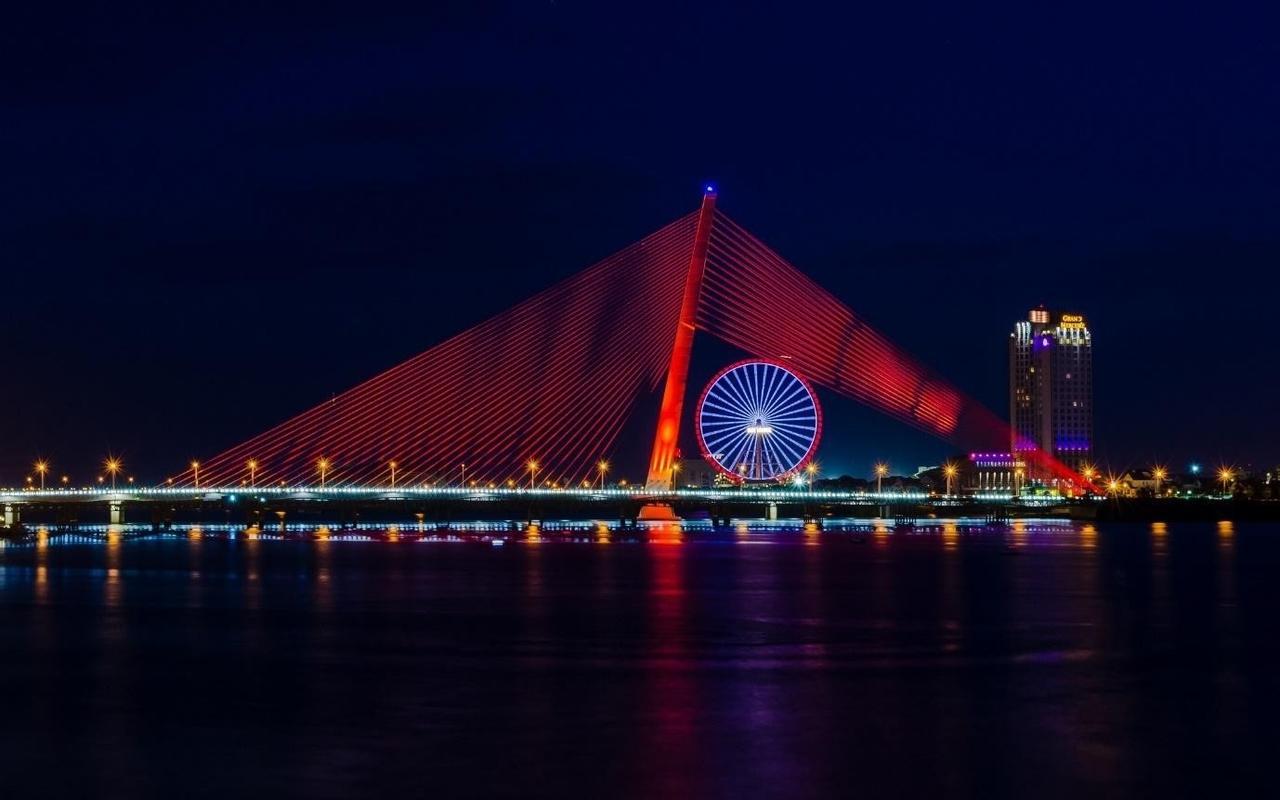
164;188;1079;491
4;188;1088;528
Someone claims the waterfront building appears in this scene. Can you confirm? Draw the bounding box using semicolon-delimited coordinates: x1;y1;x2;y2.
1009;306;1093;480
967;451;1026;494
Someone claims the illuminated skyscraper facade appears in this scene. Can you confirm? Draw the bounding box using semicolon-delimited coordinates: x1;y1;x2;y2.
1009;307;1093;479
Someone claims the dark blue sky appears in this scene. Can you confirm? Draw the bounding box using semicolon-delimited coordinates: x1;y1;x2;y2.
2;2;1277;483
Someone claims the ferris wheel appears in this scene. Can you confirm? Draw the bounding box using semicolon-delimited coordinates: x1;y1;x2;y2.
695;359;822;483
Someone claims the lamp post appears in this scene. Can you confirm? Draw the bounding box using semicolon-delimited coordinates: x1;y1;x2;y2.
875;462;888;495
104;457;122;490
806;462;818;486
1218;467;1234;497
317;457;330;488
670;461;681;489
460;463;466;487
1152;466;1167;497
527;459;538;489
191;460;200;489
1081;464;1097;488
944;462;958;497
247;459;258;488
34;460;48;490
389;460;397;488
597;460;608;489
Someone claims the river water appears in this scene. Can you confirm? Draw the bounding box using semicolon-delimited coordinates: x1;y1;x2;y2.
0;520;1275;798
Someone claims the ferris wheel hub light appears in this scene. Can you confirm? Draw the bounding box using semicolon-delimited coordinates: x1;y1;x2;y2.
745;424;773;435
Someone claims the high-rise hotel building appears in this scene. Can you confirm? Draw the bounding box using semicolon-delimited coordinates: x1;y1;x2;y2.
1009;307;1093;479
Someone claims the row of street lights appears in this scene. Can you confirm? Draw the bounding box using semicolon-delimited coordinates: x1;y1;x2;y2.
173;455;610;491
1082;462;1236;496
14;455;1241;498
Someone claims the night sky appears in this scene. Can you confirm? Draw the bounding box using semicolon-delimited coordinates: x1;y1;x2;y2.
3;2;1278;484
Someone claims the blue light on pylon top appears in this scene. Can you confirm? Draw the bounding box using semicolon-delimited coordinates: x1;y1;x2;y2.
704;183;717;195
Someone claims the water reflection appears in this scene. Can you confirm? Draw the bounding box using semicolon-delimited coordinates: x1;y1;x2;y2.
34;527;49;606
0;518;1272;797
104;529;122;608
942;521;959;551
313;535;333;613
1009;519;1028;549
1151;521;1168;558
642;525;698;796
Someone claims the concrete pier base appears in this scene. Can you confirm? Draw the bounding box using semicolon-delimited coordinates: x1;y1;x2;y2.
638;503;681;522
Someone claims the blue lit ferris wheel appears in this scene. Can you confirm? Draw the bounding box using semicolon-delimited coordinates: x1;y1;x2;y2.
695;359;822;483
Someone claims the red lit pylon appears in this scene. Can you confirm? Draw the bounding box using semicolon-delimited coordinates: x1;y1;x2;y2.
644;187;716;490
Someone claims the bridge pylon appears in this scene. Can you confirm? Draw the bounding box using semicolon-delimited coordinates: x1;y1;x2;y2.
644;185;717;492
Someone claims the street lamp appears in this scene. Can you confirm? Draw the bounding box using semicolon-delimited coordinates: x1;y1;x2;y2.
34;459;48;490
670;460;681;489
597;459;609;489
875;462;889;494
317;457;330;488
806;462;818;485
191;460;200;489
1152;465;1167;497
943;462;958;497
247;459;258;487
104;457;123;490
389;460;397;488
460;462;467;487
1218;467;1234;496
527;459;539;489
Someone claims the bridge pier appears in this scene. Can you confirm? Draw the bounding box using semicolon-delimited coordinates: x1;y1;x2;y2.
766;502;778;522
109;501;125;525
3;504;19;527
638;503;680;522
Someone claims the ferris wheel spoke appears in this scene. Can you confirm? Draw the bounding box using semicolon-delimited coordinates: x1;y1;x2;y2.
759;365;791;418
699;398;744;414
716;370;754;420
721;430;756;473
701;401;752;426
770;430;808;469
768;424;819;442
725;367;760;417
703;385;752;417
722;375;759;417
762;435;792;478
762;365;792;418
767;386;813;416
709;426;749;473
770;412;818;430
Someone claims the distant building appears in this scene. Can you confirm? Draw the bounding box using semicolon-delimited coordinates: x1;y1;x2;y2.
1010;306;1093;479
675;458;721;488
967;451;1026;493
